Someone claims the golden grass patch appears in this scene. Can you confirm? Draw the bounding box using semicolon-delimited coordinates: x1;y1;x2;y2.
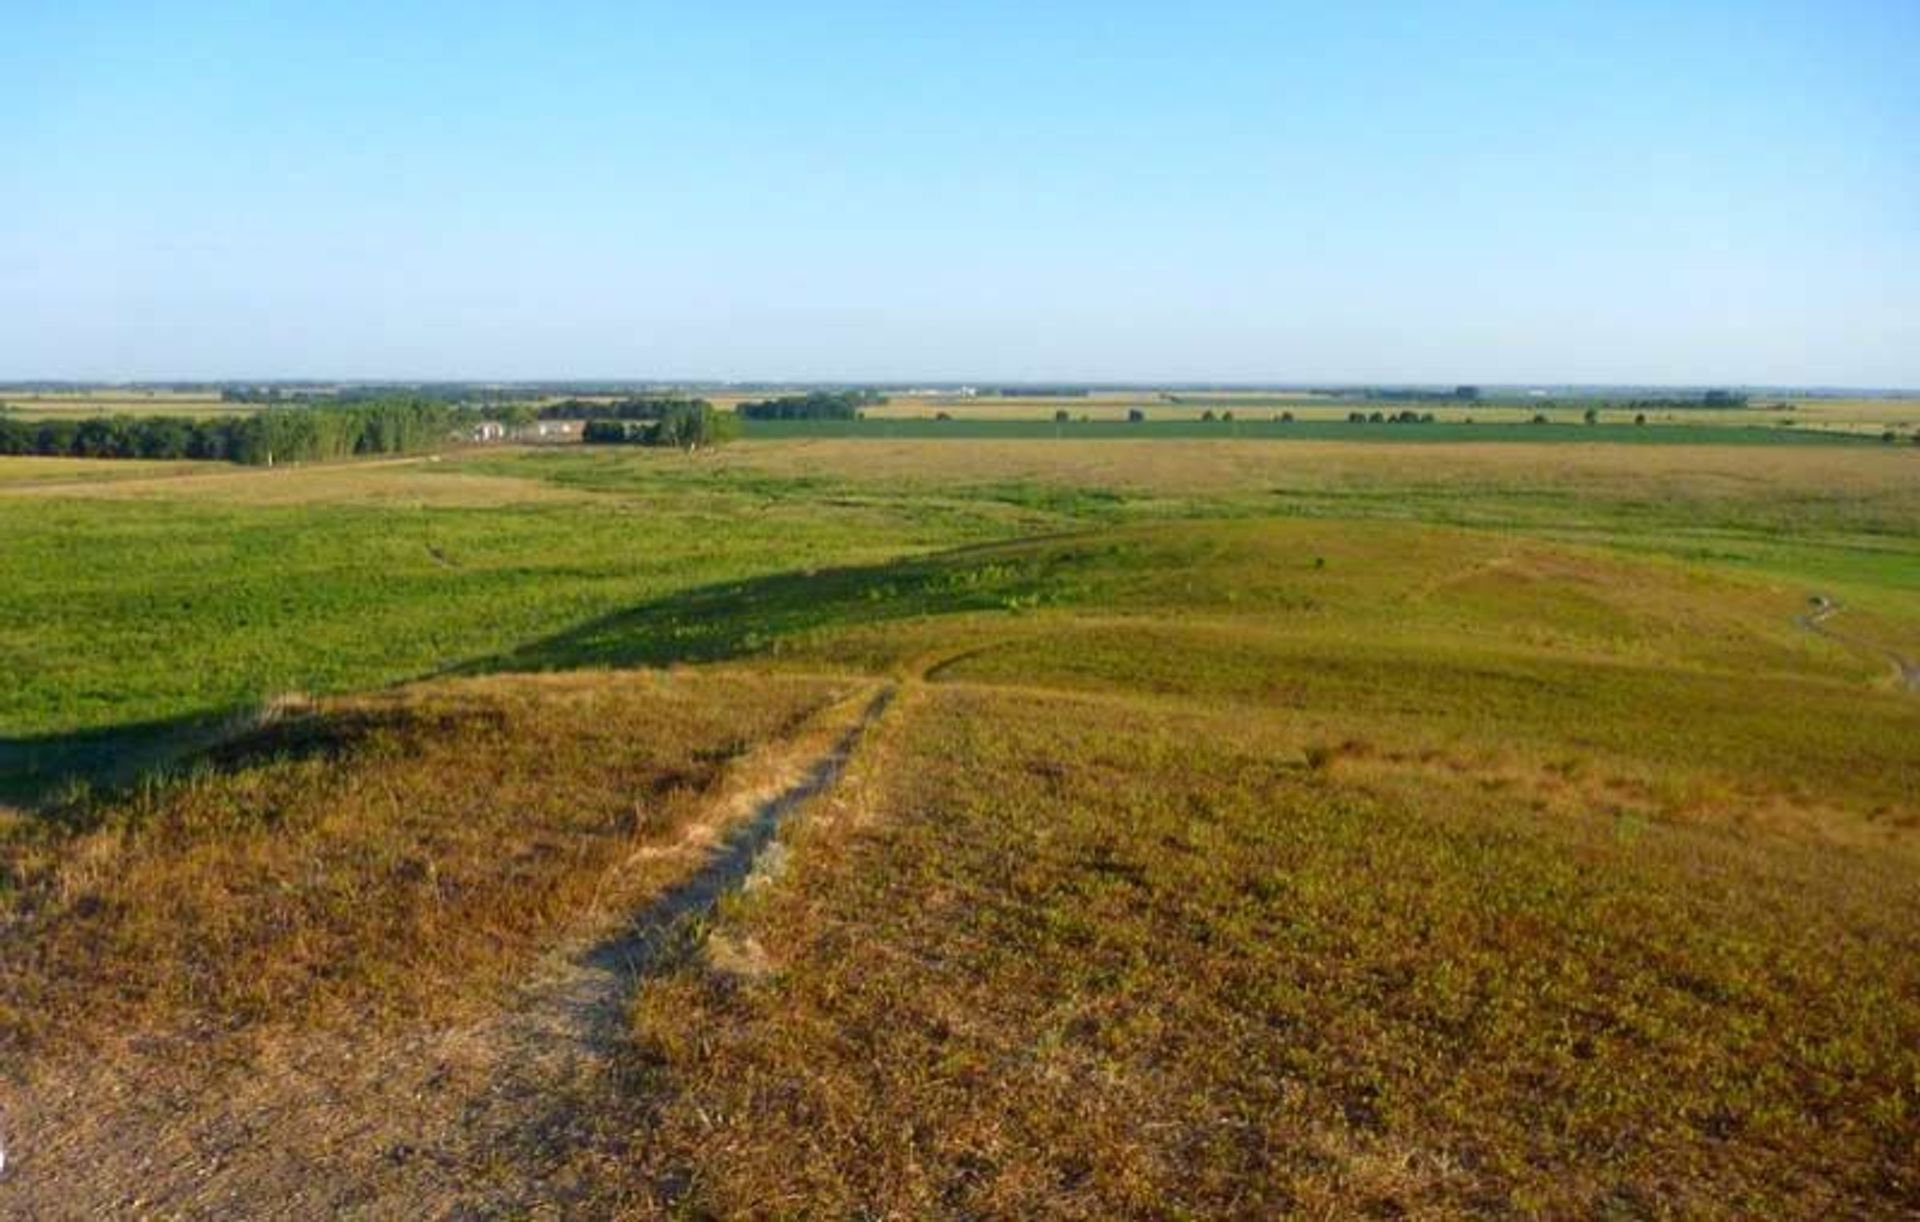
0;668;846;1060
631;684;1920;1216
0;453;590;505
714;436;1920;509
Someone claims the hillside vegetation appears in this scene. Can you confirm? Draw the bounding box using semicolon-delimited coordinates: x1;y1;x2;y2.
1;439;1916;1214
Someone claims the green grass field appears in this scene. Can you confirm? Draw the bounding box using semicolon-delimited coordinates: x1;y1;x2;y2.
2;438;1917;1213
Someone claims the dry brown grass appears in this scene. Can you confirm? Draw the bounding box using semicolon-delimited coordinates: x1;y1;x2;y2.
710;436;1920;505
631;683;1920;1217
0;452;589;505
0;668;845;1061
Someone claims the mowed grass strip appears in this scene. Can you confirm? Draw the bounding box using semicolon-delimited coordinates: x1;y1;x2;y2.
0;669;841;1059
631;685;1920;1216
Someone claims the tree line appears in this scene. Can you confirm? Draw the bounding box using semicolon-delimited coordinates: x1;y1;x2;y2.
735;391;880;420
538;395;713;421
1345;409;1440;424
0;398;463;465
582;401;739;450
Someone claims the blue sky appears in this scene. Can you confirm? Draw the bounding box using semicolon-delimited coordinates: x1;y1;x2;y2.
2;1;1914;385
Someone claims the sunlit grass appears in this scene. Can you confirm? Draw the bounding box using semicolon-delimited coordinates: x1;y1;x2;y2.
633;684;1920;1214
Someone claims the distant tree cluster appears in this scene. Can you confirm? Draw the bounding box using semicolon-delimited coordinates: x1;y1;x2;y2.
1345;409;1438;424
583;401;739;450
0;398;461;465
1597;390;1748;411
1320;387;1463;403
538;396;711;421
735;391;881;420
992;386;1088;398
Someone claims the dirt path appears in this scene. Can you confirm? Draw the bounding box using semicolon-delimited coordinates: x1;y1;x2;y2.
0;682;895;1219
1798;595;1920;693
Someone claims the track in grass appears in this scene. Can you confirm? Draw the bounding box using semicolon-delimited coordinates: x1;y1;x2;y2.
0;677;892;1215
1799;595;1920;692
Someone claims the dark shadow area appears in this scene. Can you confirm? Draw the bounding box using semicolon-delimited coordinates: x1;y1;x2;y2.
0;693;514;814
2;535;1091;812
0;710;241;810
461;540;1087;677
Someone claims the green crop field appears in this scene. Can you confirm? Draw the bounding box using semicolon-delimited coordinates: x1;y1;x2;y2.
739;416;1892;444
3;437;1917;1214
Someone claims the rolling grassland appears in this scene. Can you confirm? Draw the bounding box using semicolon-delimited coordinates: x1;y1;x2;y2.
1;438;1916;1214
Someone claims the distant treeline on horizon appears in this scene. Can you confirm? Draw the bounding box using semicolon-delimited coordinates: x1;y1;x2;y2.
0;398;464;464
0;390;893;464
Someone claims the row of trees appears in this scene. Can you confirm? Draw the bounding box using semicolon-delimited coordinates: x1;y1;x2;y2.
735;391;878;420
1346;410;1440;424
1319;387;1478;402
582;401;739;451
538;395;712;421
0;399;461;464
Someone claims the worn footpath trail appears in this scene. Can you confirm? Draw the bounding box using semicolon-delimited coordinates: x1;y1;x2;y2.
1799;595;1920;693
0;680;897;1219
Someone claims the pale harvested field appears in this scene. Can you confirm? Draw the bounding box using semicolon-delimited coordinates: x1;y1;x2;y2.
712;437;1920;504
2;393;254;420
0;454;589;506
857;394;1920;429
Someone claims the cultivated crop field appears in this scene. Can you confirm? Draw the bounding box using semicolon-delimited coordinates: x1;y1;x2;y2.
0;391;253;420
851;391;1920;435
2;436;1917;1214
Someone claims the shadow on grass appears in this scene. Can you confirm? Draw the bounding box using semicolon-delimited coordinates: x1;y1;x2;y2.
462;543;1077;676
0;710;243;810
1;539;1088;812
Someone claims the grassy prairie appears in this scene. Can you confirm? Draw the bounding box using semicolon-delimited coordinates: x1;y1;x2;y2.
6;439;1917;787
0;452;1031;773
1;437;1916;1213
0;455;228;486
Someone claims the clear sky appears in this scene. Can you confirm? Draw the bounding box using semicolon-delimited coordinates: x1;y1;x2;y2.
2;1;1914;385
